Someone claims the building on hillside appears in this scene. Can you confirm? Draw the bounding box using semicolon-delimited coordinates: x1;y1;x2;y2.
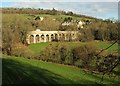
61;20;84;28
77;21;84;28
61;22;71;26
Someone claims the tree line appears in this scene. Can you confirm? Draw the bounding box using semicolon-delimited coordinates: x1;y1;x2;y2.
78;20;118;42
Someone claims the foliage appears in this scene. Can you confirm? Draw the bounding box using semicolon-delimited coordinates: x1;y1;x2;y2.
12;43;34;58
2;14;33;55
78;28;94;42
38;43;69;63
85;21;118;41
72;43;97;68
32;17;61;31
59;24;78;31
64;49;73;65
96;54;120;74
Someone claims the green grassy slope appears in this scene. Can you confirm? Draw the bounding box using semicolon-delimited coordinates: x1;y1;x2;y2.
96;41;118;52
3;13;93;22
2;56;119;84
28;42;49;54
32;14;92;21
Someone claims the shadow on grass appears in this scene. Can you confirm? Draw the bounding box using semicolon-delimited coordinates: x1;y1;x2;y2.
3;57;117;85
2;58;75;85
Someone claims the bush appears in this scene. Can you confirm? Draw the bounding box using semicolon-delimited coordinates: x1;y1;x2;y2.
38;44;60;63
37;43;73;64
12;43;34;59
64;49;73;65
72;42;98;68
78;29;94;42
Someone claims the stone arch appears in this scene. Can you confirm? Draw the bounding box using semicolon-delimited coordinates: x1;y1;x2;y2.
41;34;45;42
66;34;69;41
30;35;34;43
72;34;75;41
55;34;58;41
36;34;39;43
46;34;49;42
59;34;62;41
69;33;72;41
51;34;54;41
61;33;65;41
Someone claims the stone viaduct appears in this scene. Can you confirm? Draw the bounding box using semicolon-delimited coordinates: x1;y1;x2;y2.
26;29;79;44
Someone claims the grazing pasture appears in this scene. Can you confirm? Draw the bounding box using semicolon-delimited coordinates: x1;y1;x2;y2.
2;56;119;84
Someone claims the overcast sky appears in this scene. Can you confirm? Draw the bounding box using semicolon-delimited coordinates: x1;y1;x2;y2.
1;0;118;19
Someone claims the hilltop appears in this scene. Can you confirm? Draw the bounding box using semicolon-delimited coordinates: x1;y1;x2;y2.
2;8;98;20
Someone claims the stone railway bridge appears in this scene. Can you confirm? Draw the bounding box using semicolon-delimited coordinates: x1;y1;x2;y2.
26;29;79;44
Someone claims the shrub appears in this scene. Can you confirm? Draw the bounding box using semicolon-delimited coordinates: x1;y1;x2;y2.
72;42;98;68
64;49;73;65
38;44;60;62
12;43;34;58
78;29;94;42
38;43;73;64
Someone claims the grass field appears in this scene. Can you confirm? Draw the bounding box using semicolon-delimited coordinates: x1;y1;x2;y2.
28;42;49;54
28;41;118;54
31;14;91;21
95;41;118;52
2;55;119;84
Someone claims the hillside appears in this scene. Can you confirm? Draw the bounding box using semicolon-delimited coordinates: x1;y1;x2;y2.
2;8;118;44
2;55;119;84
